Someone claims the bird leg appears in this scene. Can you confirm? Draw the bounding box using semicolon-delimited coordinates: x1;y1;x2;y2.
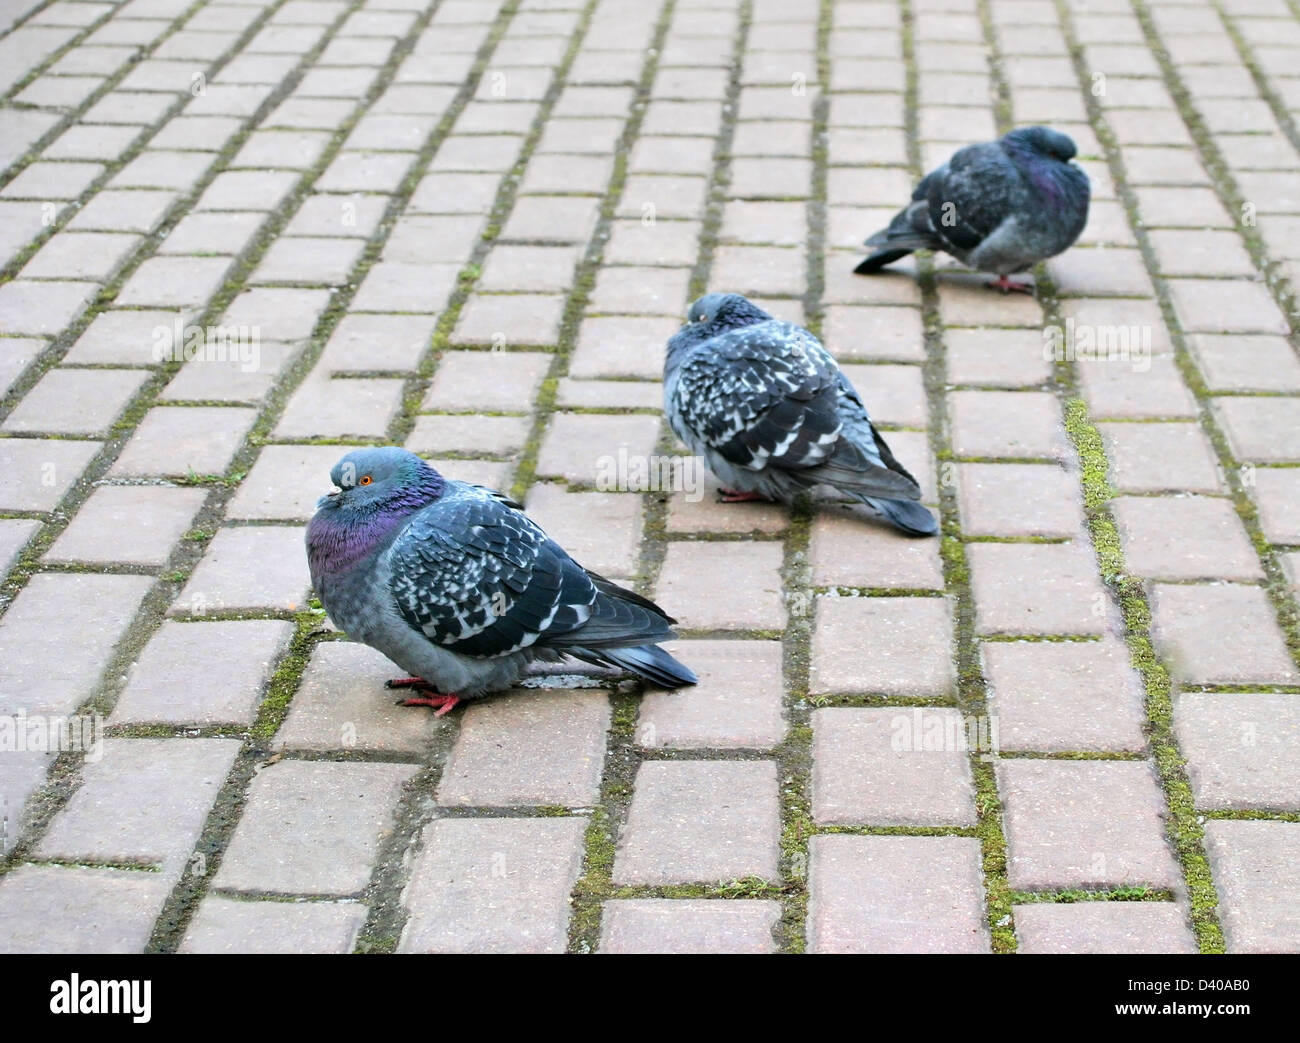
988;274;1035;294
385;676;436;690
395;692;462;716
718;488;767;503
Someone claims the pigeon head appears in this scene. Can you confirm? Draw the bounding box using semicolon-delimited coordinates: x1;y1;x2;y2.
685;292;773;331
1004;125;1077;163
318;446;445;515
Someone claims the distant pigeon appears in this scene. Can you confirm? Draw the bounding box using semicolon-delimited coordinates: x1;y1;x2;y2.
855;126;1090;292
664;294;938;536
306;447;696;715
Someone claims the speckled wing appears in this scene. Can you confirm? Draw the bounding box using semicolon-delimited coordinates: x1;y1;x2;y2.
924;143;1026;257
386;491;596;659
670;321;844;472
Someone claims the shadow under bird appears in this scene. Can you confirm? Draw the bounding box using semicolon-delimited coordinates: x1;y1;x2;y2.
854;125;1090;293
306;447;697;715
664;293;938;537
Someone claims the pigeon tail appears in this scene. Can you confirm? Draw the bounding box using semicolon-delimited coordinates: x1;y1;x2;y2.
854;248;914;274
594;644;698;689
864;496;940;537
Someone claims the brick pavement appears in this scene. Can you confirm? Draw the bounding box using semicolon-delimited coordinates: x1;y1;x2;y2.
1;0;1299;954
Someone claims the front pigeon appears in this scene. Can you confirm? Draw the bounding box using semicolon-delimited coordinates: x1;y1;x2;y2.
306;447;697;715
854;125;1090;292
664;293;938;536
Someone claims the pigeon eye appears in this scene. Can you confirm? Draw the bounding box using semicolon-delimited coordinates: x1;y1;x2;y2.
359;475;373;486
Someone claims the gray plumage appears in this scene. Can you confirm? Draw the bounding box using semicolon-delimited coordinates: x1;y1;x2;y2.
664;294;938;536
855;126;1090;283
307;448;696;703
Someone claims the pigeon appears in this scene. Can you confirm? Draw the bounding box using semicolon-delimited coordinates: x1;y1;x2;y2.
664;293;938;536
306;447;697;715
854;125;1090;292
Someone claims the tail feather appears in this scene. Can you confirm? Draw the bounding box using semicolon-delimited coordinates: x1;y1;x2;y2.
864;496;940;536
854;248;913;274
593;644;698;689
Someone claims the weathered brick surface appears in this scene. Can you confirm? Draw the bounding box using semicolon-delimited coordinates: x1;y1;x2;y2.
1204;821;1300;953
1014;903;1196;955
600;899;780;954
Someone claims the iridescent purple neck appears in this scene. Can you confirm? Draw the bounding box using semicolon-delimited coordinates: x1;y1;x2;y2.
307;470;444;578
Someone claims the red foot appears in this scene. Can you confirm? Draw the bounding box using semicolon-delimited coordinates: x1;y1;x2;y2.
988;275;1034;294
397;693;462;717
718;488;767;503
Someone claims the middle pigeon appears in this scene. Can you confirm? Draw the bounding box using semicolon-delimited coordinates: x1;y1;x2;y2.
664;293;938;536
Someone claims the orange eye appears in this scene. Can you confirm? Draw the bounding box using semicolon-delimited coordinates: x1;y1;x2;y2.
359;475;373;486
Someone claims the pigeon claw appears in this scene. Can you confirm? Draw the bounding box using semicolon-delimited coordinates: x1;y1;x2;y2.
718;488;767;503
988;275;1034;294
397;693;461;717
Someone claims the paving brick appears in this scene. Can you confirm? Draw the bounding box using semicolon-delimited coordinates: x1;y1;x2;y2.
813;707;977;827
37;738;239;873
0;748;53;855
998;760;1181;890
665;471;788;535
1204;820;1300;953
823;304;925;362
46;485;205;566
227;444;365;521
948;390;1068;460
22;231;141;282
424;350;552;413
0;280;99;337
613;760;780;886
437;689;610;807
982;637;1147;753
1014;903;1196;954
524;484;642;577
220;287;332;343
111;405;256;477
637;638;784;749
452;293;566;346
536;412;661;487
4;368;148;435
1098;421;1224;494
810;504;943;588
1150;582;1297;685
214;760;417;895
399;817;586;953
0;518;39;578
957;463;1083;538
113;620;293;726
0;865;172;954
275;375;405;440
253;237;366;286
1188;333;1300;393
1167;278;1291;335
174;525;311;615
553;377;661;411
1251;467;1300;545
0;438;101;512
1113;494;1261;582
600;899;780;954
180;897;368;954
569;315;676;378
808;835;988;953
1212;396;1300;463
588;265;691;316
1175;692;1300;811
810;595;954;696
276;641;438;755
655;541;785;630
968;542;1108;637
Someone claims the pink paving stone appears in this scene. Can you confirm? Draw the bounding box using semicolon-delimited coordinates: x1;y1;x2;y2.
616;175;709;220
423;350;552;413
407;414;531;456
46;485;206;567
665;471;789;535
276;642;438;755
1166;278;1291;335
845;362;927;428
399;817;587;953
1204;820;1300;953
180;898;368;954
812;707;977;827
1149;582;1297;686
810;595;955;697
1253;468;1300;544
64;309;196;365
0;866;173;954
36;738;240;874
0;339;40;394
809;504;944;589
982;637;1147;753
1098;422;1224;494
1013;903;1196;954
110;406;257;477
935;277;1045;327
424;457;512;490
1175;692;1300;811
384;215;485;265
2;368;148;435
214;760;418;895
286;194;389;237
998;759;1182;890
524;484;643;577
0;439;100;512
220;287;333;343
637;638;785;749
227;445;366;521
0;518;39;577
808;835;989;954
947;390;1069;460
613;760;780;886
536;412;662;487
967;542;1109;637
957;462;1084;538
599;899;780;954
588;265;691;316
1188;334;1300;393
351;262;459;313
569;315;677;379
655;540;786;631
66;190;177;233
452;294;567;347
112;620;294;726
274;375;406;440
437;689;611;807
22;231;141;282
1077;356;1198;420
320;314;436;374
173;525;311;615
1212;397;1300;463
252;237;366;286
478;244;583;293
500;196;602;243
0;749;52;854
1112;495;1263;582
1048;247;1155;297
554;378;661;411
823;305;926;363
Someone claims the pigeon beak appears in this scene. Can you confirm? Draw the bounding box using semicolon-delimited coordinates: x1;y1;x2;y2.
316;490;341;509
